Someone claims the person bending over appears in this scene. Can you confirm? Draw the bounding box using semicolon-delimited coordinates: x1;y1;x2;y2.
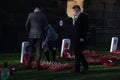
42;24;58;62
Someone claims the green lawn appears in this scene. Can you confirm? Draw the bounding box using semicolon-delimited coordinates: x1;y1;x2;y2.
0;45;120;80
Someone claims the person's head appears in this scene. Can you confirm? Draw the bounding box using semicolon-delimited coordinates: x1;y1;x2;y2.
72;5;81;16
34;7;41;12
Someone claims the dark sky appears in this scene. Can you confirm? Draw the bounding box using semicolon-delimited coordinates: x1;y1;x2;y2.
0;0;68;52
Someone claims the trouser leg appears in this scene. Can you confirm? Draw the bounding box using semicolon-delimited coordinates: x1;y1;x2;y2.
74;43;88;72
75;49;88;72
74;40;87;71
49;41;57;62
27;38;35;68
51;49;56;62
75;50;80;72
44;50;50;61
36;39;42;69
79;50;88;69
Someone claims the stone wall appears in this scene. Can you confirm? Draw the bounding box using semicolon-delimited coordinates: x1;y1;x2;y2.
84;0;120;29
84;0;120;43
66;0;120;43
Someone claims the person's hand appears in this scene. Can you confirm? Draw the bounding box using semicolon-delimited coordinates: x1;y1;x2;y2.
42;42;46;49
80;38;84;42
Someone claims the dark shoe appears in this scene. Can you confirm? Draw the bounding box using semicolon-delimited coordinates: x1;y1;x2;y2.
81;68;89;74
70;69;80;73
36;68;41;70
36;66;41;70
26;66;33;70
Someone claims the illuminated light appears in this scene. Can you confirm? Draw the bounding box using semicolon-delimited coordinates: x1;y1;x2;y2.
67;0;84;18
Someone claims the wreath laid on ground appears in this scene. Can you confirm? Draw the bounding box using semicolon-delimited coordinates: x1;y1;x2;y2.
85;51;120;66
112;50;120;54
57;50;120;67
20;53;72;71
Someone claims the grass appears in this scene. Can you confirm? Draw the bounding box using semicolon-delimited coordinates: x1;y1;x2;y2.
0;45;120;80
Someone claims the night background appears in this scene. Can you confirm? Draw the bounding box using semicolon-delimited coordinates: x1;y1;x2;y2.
0;0;68;52
0;0;120;52
1;0;120;80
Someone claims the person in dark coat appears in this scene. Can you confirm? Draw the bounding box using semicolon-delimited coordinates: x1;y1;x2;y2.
42;24;58;62
72;5;89;73
25;7;48;70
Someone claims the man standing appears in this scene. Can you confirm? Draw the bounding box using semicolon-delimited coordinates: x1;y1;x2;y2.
72;5;89;73
25;7;47;70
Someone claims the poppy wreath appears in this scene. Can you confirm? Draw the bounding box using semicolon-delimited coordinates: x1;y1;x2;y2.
20;53;73;70
56;51;119;67
48;63;72;70
40;61;72;71
0;66;14;75
85;52;119;60
112;50;120;54
85;51;119;66
85;56;102;64
101;60;115;66
21;53;47;69
60;49;75;60
22;53;35;66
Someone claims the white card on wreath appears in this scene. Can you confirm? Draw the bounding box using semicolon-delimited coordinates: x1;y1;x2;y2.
110;37;118;52
61;39;71;57
20;41;29;63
